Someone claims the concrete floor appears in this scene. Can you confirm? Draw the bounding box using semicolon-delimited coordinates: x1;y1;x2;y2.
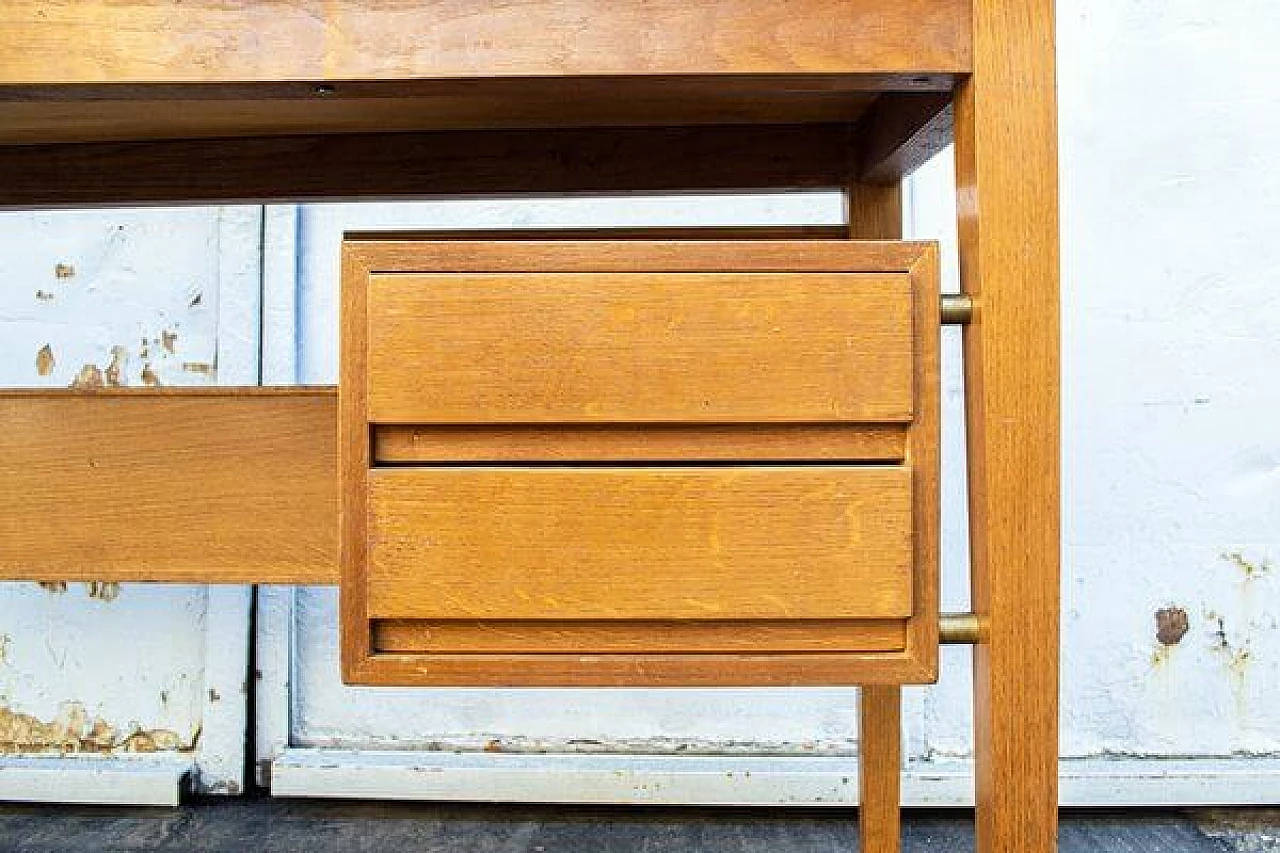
0;798;1276;852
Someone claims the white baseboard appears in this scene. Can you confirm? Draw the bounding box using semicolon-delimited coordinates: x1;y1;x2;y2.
270;749;1280;807
0;755;193;806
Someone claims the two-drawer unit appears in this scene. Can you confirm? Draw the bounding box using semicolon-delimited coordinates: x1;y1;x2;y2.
340;238;939;686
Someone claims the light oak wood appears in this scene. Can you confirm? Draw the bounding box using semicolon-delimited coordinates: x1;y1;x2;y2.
957;2;1062;851
856;94;955;186
0;78;906;145
374;620;907;655
347;239;931;275
0;124;861;209
859;685;903;853
366;272;915;424
0;2;969;85
846;171;915;853
342;239;941;687
349;649;935;688
367;466;914;621
341;242;376;678
0;389;336;584
374;424;907;463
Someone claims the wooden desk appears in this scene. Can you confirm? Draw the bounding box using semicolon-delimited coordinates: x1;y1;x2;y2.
0;3;1059;851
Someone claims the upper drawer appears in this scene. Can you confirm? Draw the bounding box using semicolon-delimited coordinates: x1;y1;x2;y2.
366;272;914;424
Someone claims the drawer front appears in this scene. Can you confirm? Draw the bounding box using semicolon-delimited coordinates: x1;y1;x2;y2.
367;466;913;622
366;272;914;424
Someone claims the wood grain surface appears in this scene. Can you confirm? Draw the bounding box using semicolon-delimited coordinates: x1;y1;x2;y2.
367;466;914;621
0;389;336;584
374;619;907;655
341;238;941;687
957;2;1062;850
366;272;914;424
0;1;969;84
0;124;860;209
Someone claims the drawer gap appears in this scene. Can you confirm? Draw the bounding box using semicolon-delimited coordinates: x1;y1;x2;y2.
373;619;908;655
372;423;908;464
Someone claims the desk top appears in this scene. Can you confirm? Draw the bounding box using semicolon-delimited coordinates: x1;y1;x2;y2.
0;0;967;144
0;1;966;206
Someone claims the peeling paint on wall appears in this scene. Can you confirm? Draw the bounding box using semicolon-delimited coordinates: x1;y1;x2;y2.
1223;551;1272;581
181;360;216;378
34;345;54;376
0;702;197;756
69;364;104;389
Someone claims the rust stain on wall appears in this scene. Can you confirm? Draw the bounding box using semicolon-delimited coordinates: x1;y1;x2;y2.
161;330;178;354
0;702;196;756
36;581;67;594
141;363;161;387
34;345;55;377
1156;607;1190;646
53;263;75;279
35;290;54;302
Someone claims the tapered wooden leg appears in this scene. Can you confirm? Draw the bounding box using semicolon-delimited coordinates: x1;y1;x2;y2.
846;175;906;853
955;3;1061;852
859;685;902;853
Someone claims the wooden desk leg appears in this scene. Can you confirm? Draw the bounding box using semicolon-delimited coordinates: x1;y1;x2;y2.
859;685;902;853
956;2;1061;851
847;181;905;853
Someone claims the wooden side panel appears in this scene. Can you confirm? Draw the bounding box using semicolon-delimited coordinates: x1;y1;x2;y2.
367;466;914;621
374;620;907;654
0;1;970;84
366;273;915;424
0;389;337;584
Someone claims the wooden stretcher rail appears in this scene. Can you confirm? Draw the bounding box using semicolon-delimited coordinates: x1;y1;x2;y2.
0;388;338;585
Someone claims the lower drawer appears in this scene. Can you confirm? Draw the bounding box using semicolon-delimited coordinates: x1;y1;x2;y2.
366;466;913;624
